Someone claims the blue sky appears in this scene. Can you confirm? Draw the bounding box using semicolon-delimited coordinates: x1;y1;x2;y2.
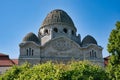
0;0;120;59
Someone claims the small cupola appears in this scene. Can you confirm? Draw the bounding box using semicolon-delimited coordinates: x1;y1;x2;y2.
23;32;40;44
82;35;97;46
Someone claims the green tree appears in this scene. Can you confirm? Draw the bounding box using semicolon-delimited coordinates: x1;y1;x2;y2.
107;21;120;65
107;21;120;80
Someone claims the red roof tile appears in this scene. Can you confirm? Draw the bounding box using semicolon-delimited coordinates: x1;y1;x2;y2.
0;53;8;57
0;53;18;67
0;60;14;67
104;56;110;66
0;53;10;60
11;59;18;65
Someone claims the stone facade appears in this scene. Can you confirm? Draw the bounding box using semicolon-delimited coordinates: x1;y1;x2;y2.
19;9;104;66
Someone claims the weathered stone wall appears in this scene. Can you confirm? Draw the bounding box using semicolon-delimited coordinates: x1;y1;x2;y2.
19;37;103;66
19;42;40;65
41;35;51;45
19;58;40;65
40;37;83;62
82;44;104;66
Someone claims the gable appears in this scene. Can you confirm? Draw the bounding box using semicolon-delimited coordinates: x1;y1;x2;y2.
41;37;83;58
42;37;81;50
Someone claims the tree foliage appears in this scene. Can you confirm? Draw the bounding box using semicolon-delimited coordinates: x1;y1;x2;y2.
107;21;120;80
107;21;120;65
0;61;108;80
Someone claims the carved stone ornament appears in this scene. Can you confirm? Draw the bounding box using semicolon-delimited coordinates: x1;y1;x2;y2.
52;39;72;51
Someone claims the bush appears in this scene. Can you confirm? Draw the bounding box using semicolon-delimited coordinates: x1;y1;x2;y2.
0;61;108;80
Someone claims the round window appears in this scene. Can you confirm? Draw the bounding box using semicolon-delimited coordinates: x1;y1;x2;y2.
63;28;67;33
54;28;58;32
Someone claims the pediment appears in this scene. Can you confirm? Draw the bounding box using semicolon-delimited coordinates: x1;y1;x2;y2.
42;36;81;51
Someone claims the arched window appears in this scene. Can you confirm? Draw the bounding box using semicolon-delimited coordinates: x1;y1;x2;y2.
53;28;58;32
94;52;97;58
90;51;91;57
26;48;34;56
72;30;74;35
92;50;94;53
32;50;34;56
44;29;48;34
63;28;67;33
26;49;29;56
90;50;97;58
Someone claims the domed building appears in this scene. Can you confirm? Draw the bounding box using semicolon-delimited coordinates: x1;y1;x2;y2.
19;9;103;66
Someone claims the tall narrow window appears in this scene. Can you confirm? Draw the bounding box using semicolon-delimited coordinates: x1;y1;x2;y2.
27;49;28;56
90;51;91;57
32;49;34;56
90;50;97;58
92;50;94;54
26;48;34;56
94;52;97;58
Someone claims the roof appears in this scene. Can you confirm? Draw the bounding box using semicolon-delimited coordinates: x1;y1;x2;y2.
41;9;76;30
11;59;18;65
0;53;18;67
104;56;110;66
0;60;14;67
0;53;8;57
23;32;40;44
82;35;97;46
0;53;9;60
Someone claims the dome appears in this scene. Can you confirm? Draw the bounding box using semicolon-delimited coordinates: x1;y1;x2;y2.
23;32;40;44
41;9;76;30
82;35;97;46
